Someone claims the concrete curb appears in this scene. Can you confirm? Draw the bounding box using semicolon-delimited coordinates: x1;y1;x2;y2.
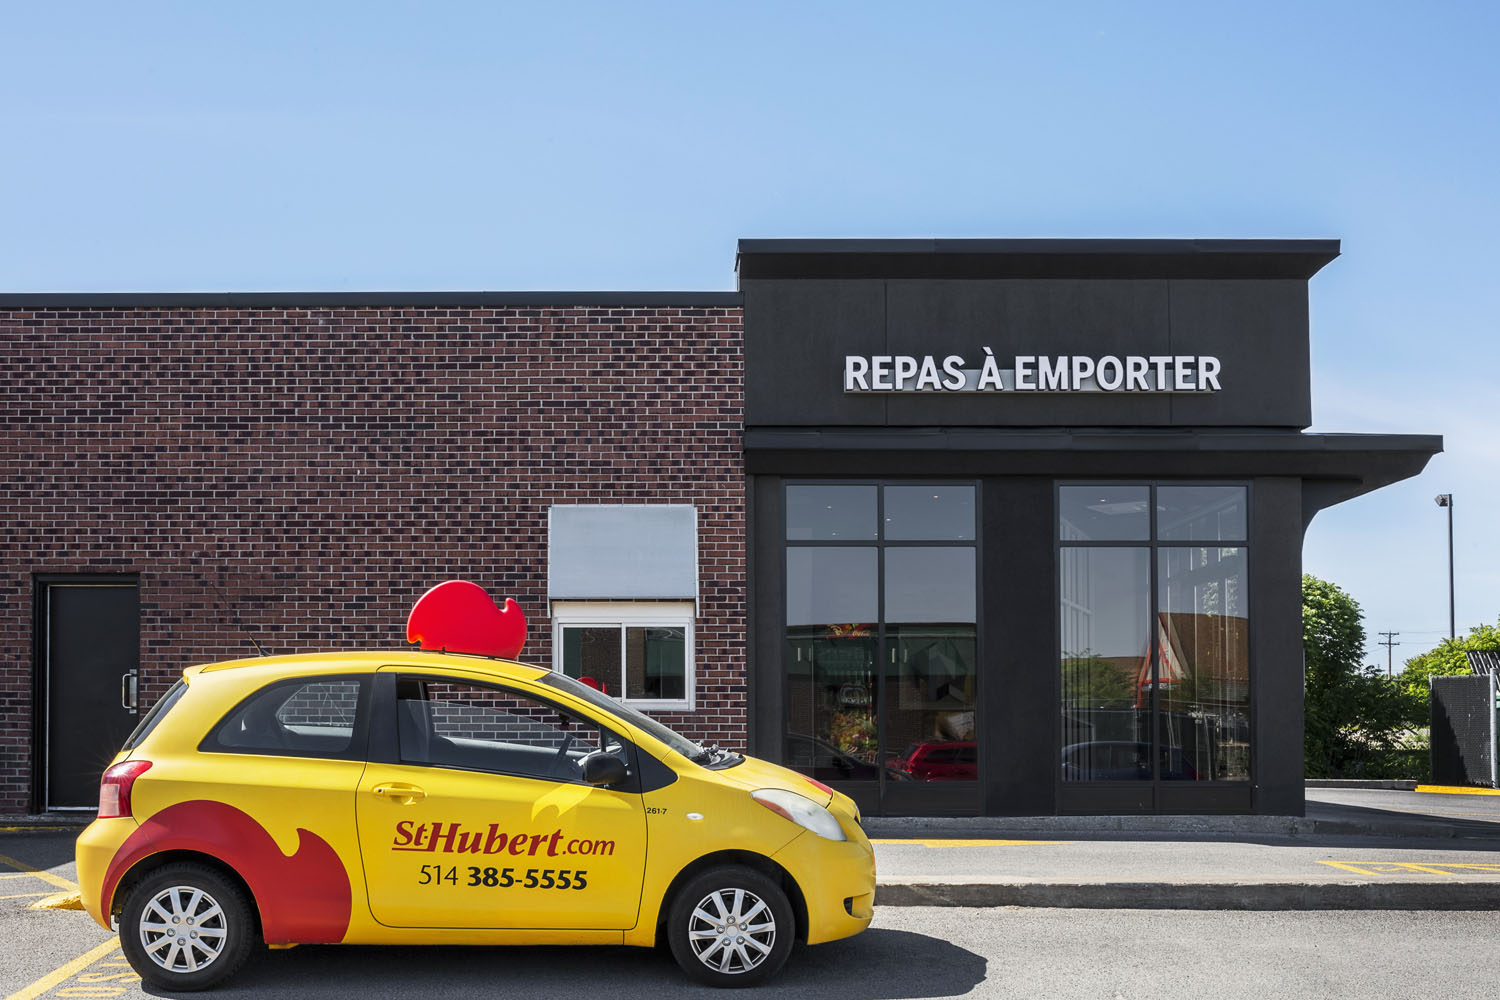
874;881;1500;910
0;815;92;830
862;814;1491;840
1306;779;1419;790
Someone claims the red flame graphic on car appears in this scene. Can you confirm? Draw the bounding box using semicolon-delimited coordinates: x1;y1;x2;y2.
102;800;352;944
406;579;527;659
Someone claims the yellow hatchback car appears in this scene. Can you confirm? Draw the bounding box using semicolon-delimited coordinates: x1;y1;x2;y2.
75;651;875;991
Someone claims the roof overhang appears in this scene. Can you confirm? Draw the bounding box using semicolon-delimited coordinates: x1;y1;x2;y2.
743;427;1441;524
736;239;1341;281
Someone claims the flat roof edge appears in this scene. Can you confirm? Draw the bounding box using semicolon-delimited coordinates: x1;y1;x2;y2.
736;238;1341;280
742;428;1442;453
738;238;1341;255
0;291;744;309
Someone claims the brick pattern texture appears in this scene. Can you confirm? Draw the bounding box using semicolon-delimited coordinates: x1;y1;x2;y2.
0;304;745;813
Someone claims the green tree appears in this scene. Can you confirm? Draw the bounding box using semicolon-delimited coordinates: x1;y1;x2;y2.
1303;575;1423;778
1397;620;1500;723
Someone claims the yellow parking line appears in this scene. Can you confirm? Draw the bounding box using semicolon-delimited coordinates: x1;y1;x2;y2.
0;826;80;833
869;838;1068;847
0;892;52;900
0;853;77;892
1414;785;1500;796
1317;860;1500;876
2;938;121;1000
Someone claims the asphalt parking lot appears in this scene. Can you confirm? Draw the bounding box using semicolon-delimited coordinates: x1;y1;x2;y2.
4;843;1499;1000
7;787;1500;998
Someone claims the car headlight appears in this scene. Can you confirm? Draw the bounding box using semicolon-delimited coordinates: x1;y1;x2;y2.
751;788;847;842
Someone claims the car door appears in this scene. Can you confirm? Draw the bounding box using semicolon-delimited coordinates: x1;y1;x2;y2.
354;668;647;930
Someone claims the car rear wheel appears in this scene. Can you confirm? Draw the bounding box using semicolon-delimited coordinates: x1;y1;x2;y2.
119;862;255;991
667;865;794;988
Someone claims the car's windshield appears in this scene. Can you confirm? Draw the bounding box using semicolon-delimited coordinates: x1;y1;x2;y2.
539;671;704;760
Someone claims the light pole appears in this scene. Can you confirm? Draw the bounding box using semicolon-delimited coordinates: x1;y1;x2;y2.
1435;494;1454;640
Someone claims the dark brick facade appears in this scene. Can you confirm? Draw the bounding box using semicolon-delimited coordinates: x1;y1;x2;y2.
0;302;745;813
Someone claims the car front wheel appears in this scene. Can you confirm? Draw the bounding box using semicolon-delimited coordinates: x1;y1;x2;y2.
119;862;255;991
667;864;795;988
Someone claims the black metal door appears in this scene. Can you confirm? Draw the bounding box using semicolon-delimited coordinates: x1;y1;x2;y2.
43;583;140;809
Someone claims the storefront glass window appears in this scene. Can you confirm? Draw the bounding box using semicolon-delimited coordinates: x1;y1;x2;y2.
1157;547;1250;780
885;548;977;780
1060;484;1250;784
784;484;978;792
785;547;880;780
1059;486;1150;541
1157;487;1247;542
1060;548;1151;781
786;485;878;540
883;486;976;540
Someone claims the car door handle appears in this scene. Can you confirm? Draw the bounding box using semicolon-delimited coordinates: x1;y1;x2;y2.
372;784;426;802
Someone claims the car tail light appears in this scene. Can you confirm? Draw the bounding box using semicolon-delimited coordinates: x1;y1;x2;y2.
98;760;152;818
805;777;835;797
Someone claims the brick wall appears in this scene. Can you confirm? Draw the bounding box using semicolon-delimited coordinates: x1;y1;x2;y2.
0;302;746;813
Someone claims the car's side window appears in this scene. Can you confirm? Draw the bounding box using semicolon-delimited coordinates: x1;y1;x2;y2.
203;676;368;759
396;677;624;784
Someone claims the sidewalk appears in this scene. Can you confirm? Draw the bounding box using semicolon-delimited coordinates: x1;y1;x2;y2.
867;786;1500;909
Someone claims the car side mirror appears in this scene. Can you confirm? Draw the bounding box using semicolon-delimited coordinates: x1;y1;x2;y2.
581;752;628;787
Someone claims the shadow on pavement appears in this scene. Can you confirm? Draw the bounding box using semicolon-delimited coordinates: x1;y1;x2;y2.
1305;799;1500;842
147;929;986;999
0;831;82;871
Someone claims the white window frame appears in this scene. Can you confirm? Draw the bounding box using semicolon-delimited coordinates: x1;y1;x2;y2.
550;601;695;712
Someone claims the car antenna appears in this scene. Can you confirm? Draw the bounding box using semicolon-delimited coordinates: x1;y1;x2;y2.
209;577;270;656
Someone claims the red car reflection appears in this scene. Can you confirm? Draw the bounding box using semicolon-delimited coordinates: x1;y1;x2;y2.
885;741;977;781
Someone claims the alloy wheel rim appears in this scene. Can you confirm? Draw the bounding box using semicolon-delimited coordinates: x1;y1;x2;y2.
687;887;776;975
138;885;228;974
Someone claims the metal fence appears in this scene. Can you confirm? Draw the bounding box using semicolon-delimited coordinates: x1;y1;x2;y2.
1430;673;1499;788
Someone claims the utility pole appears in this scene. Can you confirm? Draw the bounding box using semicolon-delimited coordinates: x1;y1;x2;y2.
1378;631;1400;678
1435;494;1454;640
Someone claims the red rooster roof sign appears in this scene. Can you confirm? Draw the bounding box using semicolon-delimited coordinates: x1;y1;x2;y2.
406;580;527;659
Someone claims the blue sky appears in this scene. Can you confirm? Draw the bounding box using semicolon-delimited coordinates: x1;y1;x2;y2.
4;2;1495;665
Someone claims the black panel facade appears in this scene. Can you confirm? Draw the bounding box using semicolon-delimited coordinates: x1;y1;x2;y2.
741;243;1328;430
741;239;1441;817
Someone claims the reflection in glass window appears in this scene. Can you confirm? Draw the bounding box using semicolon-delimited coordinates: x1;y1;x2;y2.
210;677;364;757
1059;483;1251;786
560;626;686;701
786;485;878;540
883;486;975;541
784;483;980;788
884;548;976;623
1060;548;1151;782
1158;547;1250;781
785;548;879;779
553;602;694;708
884;547;977;782
626;627;685;700
1059;486;1150;541
786;548;878;626
1157;487;1247;542
562;627;621;692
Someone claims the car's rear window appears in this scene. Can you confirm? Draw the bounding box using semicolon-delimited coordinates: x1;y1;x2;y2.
122;679;188;752
201;675;369;760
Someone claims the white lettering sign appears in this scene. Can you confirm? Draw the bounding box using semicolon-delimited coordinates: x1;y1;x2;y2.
842;353;1223;393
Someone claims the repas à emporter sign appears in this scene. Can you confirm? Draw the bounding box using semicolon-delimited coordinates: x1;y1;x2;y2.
843;351;1223;393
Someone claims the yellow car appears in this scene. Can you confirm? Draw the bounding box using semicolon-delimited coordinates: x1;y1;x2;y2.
75;651;875;990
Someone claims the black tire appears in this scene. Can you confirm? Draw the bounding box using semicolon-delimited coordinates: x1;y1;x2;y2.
119;862;256;992
666;864;795;988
